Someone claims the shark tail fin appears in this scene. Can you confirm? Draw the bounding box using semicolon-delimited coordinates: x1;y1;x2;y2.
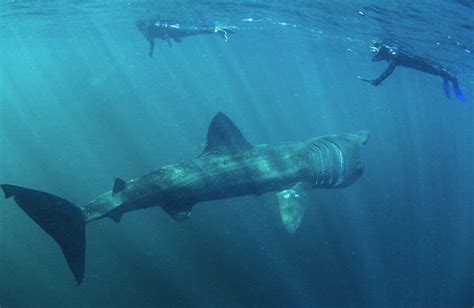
1;184;86;285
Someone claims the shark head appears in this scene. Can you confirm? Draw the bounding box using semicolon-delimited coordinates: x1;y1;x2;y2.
337;130;369;187
308;130;370;189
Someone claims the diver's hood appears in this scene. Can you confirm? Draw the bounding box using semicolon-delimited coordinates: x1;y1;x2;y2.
372;45;394;61
370;41;383;61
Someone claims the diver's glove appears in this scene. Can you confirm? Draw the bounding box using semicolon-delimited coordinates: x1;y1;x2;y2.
357;76;380;86
370;80;381;86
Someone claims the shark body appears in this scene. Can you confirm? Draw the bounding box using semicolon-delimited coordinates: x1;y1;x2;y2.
1;112;369;285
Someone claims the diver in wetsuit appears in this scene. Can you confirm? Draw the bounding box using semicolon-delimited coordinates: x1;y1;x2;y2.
360;40;465;101
136;19;235;58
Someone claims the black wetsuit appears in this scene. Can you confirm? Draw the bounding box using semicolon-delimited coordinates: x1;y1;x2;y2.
368;44;464;101
136;19;233;57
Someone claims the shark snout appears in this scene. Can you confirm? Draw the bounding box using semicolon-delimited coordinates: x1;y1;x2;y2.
355;130;370;145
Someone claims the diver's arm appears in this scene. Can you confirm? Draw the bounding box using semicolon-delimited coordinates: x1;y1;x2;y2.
371;61;396;86
147;37;155;57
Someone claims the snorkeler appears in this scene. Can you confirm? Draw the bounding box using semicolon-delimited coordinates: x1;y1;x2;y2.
136;19;235;57
359;40;465;101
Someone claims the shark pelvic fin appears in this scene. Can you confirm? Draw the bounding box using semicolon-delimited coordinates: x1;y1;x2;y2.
0;184;86;285
112;178;126;196
277;183;311;233
108;210;123;223
161;203;193;222
201;112;252;155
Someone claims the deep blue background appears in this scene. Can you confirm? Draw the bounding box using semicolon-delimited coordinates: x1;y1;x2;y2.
0;1;472;307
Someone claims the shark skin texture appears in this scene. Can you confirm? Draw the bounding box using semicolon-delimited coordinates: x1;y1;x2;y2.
1;112;369;285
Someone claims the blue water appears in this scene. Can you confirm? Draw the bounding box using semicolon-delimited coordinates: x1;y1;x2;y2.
0;1;473;307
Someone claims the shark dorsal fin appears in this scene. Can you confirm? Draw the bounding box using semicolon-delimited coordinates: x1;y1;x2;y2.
112;178;126;196
202;112;252;155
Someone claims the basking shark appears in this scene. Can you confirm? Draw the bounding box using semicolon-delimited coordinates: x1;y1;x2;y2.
1;112;369;285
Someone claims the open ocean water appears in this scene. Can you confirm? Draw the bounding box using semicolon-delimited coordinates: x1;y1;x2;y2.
0;0;473;307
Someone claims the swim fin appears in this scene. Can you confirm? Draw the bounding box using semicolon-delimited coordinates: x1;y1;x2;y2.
443;79;451;99
453;84;466;102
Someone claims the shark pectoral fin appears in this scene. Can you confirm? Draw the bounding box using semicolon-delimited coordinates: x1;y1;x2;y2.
161;203;193;222
277;185;310;233
112;178;126;196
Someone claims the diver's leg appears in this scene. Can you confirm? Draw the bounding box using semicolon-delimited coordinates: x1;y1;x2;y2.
147;37;155;57
443;78;451;99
